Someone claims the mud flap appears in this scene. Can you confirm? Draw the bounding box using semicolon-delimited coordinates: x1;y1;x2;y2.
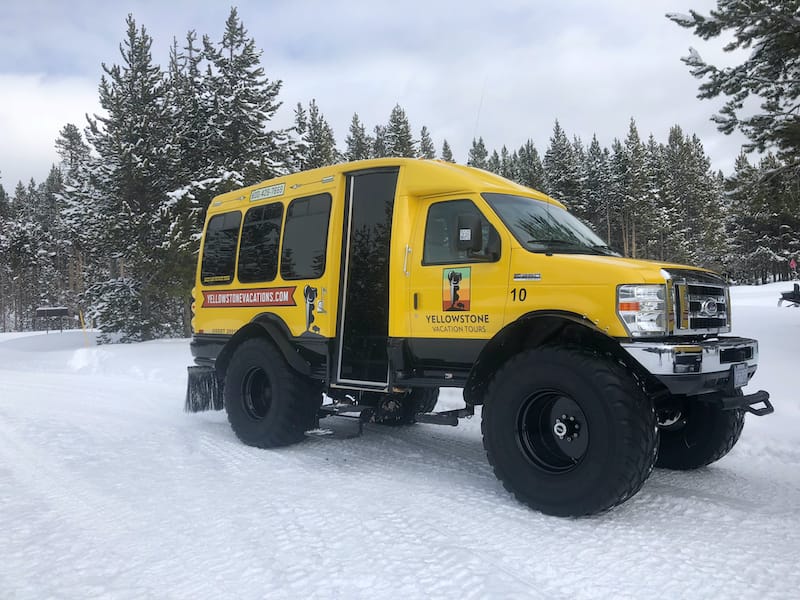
185;366;223;412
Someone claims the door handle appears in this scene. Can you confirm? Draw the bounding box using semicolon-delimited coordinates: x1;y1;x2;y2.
413;293;418;310
403;245;412;276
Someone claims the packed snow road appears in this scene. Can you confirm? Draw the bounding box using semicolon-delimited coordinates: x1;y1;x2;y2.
1;283;799;599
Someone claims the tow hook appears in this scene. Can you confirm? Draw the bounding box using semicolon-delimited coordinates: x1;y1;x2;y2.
718;390;774;416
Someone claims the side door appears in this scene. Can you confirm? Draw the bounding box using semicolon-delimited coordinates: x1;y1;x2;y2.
334;168;399;387
407;197;509;365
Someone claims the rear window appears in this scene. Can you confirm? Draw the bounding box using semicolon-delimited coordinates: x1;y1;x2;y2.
201;211;241;285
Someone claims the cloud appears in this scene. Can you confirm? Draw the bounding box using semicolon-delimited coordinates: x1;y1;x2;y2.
0;0;750;190
0;74;100;189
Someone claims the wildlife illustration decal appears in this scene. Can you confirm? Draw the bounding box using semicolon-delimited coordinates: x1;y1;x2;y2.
303;285;320;333
443;267;471;311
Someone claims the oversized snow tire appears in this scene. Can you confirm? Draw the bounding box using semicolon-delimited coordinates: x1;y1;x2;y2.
481;346;657;517
655;398;745;470
224;337;317;448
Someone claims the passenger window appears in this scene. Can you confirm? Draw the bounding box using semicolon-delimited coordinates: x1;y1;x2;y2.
280;193;332;280
201;211;242;285
423;200;501;265
238;202;283;283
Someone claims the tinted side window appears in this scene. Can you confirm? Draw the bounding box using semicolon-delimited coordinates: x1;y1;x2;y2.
238;202;283;283
280;193;332;280
201;211;241;285
423;200;500;264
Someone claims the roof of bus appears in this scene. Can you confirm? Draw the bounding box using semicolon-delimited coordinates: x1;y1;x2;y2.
206;158;565;214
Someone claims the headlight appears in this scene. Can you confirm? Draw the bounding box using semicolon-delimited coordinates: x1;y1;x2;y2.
617;284;667;337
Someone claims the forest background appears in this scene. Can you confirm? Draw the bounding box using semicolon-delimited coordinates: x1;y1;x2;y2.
0;3;797;340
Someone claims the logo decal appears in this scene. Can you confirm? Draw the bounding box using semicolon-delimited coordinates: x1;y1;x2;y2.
701;298;718;315
443;267;471;311
202;287;297;308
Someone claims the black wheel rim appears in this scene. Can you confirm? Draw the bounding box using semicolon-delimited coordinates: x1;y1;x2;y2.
242;366;272;421
516;390;589;473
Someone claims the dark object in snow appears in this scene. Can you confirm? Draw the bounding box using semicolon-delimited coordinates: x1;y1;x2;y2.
778;283;800;307
185;366;223;412
34;306;71;332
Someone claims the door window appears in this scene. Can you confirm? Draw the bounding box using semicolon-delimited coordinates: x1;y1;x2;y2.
280;193;332;280
423;200;500;265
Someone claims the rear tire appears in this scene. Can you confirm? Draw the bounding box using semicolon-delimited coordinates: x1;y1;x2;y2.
656;396;744;470
481;347;657;517
224;337;316;448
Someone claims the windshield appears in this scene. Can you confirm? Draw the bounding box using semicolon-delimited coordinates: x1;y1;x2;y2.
482;193;617;255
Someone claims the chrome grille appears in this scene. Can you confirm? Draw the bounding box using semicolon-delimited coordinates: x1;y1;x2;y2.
667;269;731;335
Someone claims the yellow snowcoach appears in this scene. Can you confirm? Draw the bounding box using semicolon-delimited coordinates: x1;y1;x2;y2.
186;158;772;516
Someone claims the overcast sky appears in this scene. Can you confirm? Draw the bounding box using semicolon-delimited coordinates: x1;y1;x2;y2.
0;0;747;191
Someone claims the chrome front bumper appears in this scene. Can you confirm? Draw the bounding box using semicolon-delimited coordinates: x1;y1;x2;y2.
621;336;759;395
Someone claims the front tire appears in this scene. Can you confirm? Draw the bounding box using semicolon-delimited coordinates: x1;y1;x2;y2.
656;397;744;470
482;347;657;517
224;337;317;448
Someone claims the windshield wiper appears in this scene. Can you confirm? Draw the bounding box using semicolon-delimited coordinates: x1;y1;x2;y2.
590;244;619;256
526;239;607;255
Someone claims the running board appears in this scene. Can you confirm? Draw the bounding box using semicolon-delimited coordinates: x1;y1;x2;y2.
415;407;474;426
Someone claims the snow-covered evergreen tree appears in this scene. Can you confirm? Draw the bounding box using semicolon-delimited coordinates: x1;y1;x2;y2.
486;149;501;174
543;120;582;210
418;126;435;159
372;125;387;158
583;135;612;244
294;99;338;169
202;8;290;186
441;139;455;162
345;113;372;161
82;15;181;341
669;2;800;171
514;140;547;192
385;104;415;157
467;137;488;169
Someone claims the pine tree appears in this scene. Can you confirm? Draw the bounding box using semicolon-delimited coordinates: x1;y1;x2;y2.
202;8;289;186
372;125;387;158
385;104;415;157
0;177;10;330
467;137;488;169
441;139;455;162
294;99;338;169
669;2;800;170
83;15;179;341
643;134;669;260
500;146;513;179
345;113;372;161
583;135;612;244
418;126;436;159
621;119;648;257
486;149;501;174
514;140;547;191
543;121;582;210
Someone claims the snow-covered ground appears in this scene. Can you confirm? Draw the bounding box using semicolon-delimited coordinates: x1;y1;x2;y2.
1;283;798;599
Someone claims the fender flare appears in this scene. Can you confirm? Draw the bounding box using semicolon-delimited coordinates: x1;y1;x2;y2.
215;315;311;380
463;310;615;406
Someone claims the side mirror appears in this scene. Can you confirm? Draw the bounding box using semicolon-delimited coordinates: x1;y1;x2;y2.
456;214;482;252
